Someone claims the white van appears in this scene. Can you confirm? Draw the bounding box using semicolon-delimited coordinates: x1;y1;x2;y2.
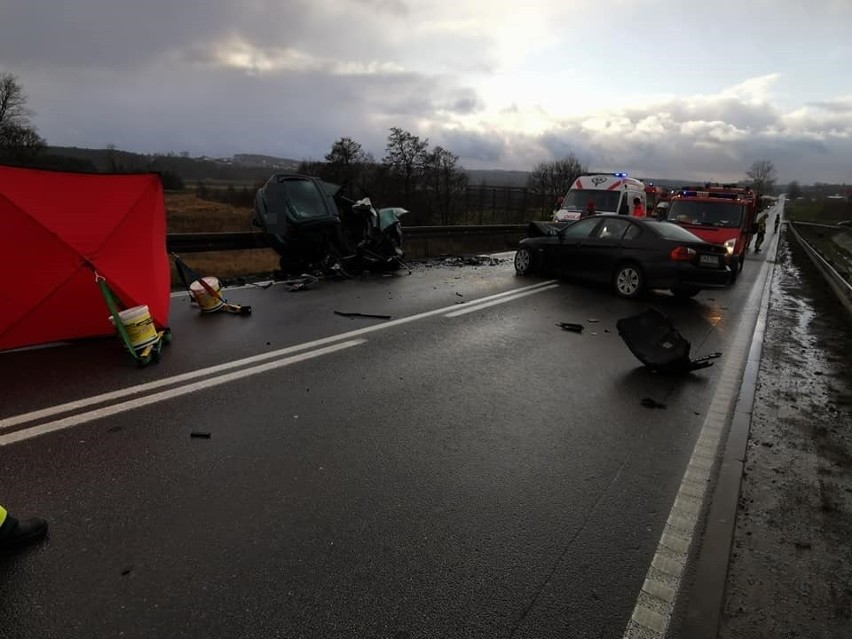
553;173;647;222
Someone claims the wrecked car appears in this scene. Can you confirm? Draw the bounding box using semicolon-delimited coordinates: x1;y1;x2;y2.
514;214;731;299
253;174;409;276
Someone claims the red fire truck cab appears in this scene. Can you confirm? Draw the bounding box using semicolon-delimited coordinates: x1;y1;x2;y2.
666;185;758;282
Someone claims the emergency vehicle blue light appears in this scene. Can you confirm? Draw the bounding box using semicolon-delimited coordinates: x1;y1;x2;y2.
613;172;628;178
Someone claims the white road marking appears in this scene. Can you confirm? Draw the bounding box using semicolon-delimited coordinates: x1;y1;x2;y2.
623;256;771;638
444;284;560;317
0;340;365;447
1;280;558;432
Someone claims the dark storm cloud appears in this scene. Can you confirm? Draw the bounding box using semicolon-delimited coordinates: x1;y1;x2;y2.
432;130;504;163
0;0;398;71
807;98;852;114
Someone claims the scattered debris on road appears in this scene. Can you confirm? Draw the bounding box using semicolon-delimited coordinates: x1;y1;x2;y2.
641;397;667;409
281;273;320;292
334;310;392;320
435;255;507;267
190;432;211;439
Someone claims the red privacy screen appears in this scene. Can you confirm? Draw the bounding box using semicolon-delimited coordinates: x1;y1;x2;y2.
0;166;170;351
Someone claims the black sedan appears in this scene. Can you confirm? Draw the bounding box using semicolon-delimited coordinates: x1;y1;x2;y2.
513;214;731;298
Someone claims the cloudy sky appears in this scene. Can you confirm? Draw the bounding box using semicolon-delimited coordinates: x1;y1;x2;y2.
2;0;850;183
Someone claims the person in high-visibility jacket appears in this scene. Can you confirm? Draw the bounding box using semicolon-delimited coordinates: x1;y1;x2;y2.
0;504;48;551
631;197;646;218
754;214;767;252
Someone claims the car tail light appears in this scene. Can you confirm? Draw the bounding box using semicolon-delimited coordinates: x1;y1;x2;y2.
670;246;696;261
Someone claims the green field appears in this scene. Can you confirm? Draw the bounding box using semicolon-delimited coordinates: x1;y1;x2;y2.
787;198;852;224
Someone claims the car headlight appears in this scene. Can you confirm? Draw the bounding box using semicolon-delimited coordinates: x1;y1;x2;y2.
724;238;737;255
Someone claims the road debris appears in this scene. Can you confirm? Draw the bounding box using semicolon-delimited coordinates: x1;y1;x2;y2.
439;256;506;267
617;308;722;373
641;397;667;409
334;310;392;320
190;432;211;439
557;322;584;333
231;277;274;289
282;273;320;292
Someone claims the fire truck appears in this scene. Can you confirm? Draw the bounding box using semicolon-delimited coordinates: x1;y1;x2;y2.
666;184;759;282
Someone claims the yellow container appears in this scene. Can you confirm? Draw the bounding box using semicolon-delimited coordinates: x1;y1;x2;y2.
190;277;224;313
109;305;158;351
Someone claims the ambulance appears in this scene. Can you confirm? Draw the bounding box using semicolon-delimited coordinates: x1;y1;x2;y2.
553;173;647;222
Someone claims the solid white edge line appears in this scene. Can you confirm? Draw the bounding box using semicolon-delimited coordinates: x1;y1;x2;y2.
0;339;365;447
1;280;557;431
444;284;560;317
623;256;771;638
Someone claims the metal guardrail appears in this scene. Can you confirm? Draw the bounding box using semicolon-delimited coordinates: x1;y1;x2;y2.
166;225;528;253
788;221;852;317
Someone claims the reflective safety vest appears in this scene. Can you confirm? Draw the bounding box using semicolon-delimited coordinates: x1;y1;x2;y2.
0;504;7;528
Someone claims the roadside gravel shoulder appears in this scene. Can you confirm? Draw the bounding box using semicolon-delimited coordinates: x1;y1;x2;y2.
718;231;852;638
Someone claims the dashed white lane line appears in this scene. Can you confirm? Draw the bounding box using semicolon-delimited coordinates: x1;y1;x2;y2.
623;256;771;638
444;284;560;317
1;280;558;434
0;340;366;447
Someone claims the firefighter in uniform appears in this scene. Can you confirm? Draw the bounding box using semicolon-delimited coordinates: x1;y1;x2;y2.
0;504;48;551
754;214;767;252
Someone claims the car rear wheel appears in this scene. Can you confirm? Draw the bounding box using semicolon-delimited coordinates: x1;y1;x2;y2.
671;285;701;299
613;263;644;298
514;247;535;275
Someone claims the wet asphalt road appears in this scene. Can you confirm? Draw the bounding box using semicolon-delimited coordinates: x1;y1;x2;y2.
1;238;775;638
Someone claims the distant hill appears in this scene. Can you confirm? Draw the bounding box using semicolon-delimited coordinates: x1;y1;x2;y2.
39;147;736;191
46;146;281;184
231;154;300;171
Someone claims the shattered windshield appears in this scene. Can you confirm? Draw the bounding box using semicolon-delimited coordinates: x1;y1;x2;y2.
281;179;331;220
561;189;622;213
667;201;745;228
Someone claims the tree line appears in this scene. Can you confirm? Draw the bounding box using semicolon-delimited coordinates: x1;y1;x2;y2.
295;129;470;226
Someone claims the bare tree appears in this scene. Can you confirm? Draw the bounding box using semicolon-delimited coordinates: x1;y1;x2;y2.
0;72;45;160
324;137;375;193
383;127;429;207
423;146;468;225
527;153;587;214
325;137;365;166
786;180;802;201
747;160;777;197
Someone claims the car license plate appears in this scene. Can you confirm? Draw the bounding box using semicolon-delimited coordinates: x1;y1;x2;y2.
699;254;719;267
